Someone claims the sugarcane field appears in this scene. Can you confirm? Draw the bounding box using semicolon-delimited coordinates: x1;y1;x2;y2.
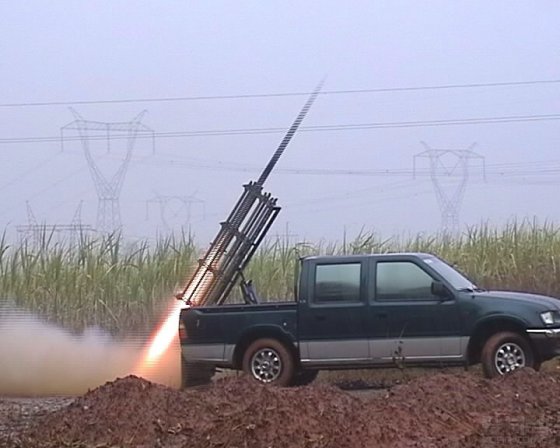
2;2;560;447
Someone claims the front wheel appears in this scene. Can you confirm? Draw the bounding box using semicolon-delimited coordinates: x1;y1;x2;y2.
242;338;295;386
481;331;535;378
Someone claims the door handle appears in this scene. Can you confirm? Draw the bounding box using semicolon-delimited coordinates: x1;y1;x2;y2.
315;315;326;321
376;313;388;319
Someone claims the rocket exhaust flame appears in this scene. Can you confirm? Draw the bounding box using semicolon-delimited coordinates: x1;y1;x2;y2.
133;299;185;380
144;301;184;363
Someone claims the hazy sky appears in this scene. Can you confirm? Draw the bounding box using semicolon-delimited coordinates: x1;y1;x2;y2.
1;1;559;243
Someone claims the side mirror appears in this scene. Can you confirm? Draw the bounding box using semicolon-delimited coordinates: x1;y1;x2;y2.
431;281;452;300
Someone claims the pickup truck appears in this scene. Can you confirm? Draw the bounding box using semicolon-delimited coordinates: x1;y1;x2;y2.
178;252;560;387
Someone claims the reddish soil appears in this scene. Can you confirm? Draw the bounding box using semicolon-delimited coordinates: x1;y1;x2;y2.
4;368;560;448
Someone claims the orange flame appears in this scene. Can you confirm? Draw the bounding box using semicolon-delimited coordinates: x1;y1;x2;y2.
134;300;185;378
146;300;184;363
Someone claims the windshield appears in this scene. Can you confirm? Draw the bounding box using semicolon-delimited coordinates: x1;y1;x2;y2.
421;256;477;290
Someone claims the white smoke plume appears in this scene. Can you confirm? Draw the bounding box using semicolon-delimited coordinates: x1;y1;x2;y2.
0;304;180;396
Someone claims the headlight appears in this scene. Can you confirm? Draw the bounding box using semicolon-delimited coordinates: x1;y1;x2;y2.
541;311;556;325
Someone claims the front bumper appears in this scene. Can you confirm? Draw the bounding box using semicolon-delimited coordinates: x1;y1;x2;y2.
527;328;560;361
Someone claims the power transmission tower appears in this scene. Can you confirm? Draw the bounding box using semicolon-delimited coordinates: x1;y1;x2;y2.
16;201;93;245
61;109;154;234
413;142;485;236
146;192;205;233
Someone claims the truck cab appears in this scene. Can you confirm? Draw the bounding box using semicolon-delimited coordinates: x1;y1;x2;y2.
179;253;560;387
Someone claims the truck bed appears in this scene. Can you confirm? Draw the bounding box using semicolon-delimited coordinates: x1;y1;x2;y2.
179;301;298;367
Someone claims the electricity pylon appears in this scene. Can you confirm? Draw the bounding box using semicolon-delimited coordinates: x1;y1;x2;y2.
61;110;154;234
413;142;485;236
16;201;93;245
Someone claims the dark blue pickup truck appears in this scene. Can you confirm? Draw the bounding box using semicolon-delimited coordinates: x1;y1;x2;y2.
178;252;560;387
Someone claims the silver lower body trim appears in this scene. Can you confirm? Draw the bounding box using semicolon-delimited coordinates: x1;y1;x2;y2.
300;357;371;365
300;339;369;360
300;336;469;364
182;343;226;363
527;328;560;337
371;336;468;360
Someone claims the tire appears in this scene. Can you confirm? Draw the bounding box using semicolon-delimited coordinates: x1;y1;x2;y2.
242;338;295;386
481;331;535;378
181;358;215;388
291;369;319;386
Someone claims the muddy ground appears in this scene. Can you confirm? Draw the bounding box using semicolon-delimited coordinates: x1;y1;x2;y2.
3;367;560;448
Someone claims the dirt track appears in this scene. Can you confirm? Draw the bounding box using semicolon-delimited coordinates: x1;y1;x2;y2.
2;369;560;448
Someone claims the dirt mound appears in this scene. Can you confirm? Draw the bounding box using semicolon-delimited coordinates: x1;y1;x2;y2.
443;369;560;448
13;375;364;448
10;368;560;448
372;368;560;447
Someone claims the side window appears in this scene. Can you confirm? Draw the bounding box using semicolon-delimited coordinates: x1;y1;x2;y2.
376;262;435;301
314;263;361;303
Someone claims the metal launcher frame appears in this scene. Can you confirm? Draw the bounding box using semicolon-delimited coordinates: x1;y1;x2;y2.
178;84;321;307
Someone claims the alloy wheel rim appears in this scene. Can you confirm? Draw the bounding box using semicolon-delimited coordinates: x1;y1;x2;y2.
250;348;282;383
494;342;526;375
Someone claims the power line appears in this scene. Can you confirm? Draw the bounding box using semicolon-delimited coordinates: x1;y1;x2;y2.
61;149;560;179
111;153;560;179
293;187;435;217
1;79;559;108
284;180;418;208
149;149;560;172
0;157;103;217
0;152;61;193
164;152;560;174
2;113;560;145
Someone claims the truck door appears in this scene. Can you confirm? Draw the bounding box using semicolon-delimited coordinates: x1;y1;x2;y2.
298;258;370;365
368;258;464;363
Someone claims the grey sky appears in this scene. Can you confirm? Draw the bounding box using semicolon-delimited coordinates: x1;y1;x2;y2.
1;1;559;243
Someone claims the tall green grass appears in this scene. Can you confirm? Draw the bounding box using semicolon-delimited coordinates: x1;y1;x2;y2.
1;220;560;335
0;229;197;334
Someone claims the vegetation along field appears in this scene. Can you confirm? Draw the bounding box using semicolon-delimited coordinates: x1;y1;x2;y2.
1;220;560;336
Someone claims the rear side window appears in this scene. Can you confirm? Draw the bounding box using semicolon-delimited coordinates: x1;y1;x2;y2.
376;261;435;301
314;263;361;303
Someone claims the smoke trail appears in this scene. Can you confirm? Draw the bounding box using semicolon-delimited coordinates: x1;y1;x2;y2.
0;304;179;396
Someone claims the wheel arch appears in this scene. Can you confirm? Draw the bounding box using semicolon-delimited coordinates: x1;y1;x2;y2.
232;326;298;370
467;316;534;365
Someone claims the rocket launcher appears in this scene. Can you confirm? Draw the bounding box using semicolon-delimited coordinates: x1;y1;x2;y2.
177;84;321;306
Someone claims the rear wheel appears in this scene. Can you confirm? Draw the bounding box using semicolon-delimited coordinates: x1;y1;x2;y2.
481;331;535;378
242;338;295;386
291;369;319;386
181;358;215;388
